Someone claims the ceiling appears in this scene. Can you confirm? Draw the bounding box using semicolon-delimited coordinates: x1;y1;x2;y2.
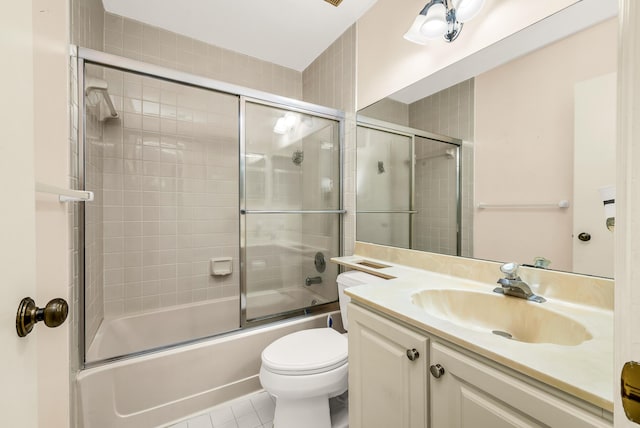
102;0;378;72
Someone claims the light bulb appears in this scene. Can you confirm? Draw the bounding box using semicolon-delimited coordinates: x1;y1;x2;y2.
420;3;447;39
453;0;485;23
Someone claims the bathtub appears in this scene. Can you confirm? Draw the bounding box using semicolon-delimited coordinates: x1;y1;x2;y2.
87;297;241;361
88;287;335;361
77;310;341;428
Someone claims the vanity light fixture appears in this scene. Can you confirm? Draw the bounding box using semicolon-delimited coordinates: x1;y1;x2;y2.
404;0;485;45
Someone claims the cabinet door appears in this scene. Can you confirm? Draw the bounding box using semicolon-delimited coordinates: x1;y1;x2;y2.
348;303;429;428
430;342;611;428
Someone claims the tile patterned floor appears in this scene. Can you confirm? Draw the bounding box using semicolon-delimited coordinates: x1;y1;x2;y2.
167;391;275;428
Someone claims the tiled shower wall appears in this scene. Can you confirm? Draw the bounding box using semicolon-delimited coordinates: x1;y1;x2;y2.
413;137;458;255
84;76;105;338
409;79;475;257
97;67;240;317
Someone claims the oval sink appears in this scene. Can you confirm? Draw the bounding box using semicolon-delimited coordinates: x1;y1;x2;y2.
411;289;592;346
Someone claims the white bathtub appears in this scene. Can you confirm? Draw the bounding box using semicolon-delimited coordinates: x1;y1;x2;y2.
77;310;341;428
87;297;241;361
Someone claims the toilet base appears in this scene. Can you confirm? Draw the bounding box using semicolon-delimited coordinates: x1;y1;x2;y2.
273;395;331;428
271;391;348;428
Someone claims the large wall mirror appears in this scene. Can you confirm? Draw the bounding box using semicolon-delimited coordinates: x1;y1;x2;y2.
356;2;617;278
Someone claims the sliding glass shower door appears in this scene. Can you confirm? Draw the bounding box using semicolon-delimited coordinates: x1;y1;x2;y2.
242;100;342;322
82;62;241;363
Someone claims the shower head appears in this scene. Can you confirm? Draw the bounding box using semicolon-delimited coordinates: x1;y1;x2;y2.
85;77;119;120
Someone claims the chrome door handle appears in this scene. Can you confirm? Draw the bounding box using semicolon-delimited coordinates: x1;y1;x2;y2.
16;297;68;337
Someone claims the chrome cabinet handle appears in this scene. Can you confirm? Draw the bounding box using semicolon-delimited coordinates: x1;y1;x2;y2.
16;297;68;337
406;348;420;361
430;364;445;378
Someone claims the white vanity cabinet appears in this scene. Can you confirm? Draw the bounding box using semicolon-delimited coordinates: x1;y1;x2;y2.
348;303;429;428
430;342;610;428
348;303;612;428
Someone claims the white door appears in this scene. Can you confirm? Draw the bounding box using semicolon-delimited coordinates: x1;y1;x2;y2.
0;2;38;426
572;73;616;277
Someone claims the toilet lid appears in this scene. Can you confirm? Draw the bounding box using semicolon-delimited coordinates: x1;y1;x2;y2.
261;328;348;375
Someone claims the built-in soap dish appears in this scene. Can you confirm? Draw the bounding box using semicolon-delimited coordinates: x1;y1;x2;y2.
210;257;232;276
356;260;390;269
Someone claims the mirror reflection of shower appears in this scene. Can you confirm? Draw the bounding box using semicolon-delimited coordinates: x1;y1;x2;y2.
356;119;461;255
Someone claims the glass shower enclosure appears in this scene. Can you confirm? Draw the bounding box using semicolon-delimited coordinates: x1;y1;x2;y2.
78;48;343;365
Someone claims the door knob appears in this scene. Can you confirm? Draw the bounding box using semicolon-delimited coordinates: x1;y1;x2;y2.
578;232;591;242
430;364;445;378
622;361;640;423
16;297;68;337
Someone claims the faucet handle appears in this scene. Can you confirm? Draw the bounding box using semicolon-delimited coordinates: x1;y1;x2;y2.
500;262;520;279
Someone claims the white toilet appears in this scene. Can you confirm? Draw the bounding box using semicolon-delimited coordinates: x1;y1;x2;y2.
259;271;384;428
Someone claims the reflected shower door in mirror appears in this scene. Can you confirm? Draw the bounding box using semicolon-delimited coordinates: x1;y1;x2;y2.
242;101;342;322
356;120;461;255
355;14;617;278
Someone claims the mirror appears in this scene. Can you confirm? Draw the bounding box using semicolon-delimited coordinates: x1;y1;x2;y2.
356;5;617;278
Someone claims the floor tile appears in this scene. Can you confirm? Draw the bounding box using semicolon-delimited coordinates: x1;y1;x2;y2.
187;414;213;428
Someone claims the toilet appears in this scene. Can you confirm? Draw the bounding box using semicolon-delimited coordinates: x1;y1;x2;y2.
259;271;384;428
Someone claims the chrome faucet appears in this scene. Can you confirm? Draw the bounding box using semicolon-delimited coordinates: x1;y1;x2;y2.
305;276;322;286
494;263;546;303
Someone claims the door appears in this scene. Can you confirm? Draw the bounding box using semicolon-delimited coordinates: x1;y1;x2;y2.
572;72;616;277
0;2;38;426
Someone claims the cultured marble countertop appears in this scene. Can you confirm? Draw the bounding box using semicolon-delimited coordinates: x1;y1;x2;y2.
333;255;614;412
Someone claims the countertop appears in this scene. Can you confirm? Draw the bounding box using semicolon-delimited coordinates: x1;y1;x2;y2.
333;254;614;413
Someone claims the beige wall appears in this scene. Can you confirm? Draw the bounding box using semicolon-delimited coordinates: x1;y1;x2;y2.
474;18;617;271
356;0;579;109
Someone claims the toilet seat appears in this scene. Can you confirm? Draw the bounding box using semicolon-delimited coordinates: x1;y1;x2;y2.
261;328;347;375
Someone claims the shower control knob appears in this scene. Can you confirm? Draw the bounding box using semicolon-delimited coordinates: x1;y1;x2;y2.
406;348;420;361
430;364;445;378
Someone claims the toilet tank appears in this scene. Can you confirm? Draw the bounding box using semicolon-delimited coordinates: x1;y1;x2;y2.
337;271;386;331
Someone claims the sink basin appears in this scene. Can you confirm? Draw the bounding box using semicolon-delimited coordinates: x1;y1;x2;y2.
411;289;592;346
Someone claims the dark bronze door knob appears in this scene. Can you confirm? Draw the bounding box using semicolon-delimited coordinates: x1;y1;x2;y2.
16;297;69;337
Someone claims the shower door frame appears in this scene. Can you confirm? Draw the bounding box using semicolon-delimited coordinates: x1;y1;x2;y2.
75;47;345;367
239;97;346;327
355;115;462;254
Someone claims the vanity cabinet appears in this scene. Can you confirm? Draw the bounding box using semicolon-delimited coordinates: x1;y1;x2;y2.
430;342;610;428
348;303;429;428
348;303;612;428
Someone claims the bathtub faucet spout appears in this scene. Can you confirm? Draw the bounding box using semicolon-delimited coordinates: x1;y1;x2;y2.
305;276;322;286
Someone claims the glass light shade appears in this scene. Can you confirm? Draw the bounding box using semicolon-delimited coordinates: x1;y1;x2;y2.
419;3;448;39
453;0;485;22
403;15;430;45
